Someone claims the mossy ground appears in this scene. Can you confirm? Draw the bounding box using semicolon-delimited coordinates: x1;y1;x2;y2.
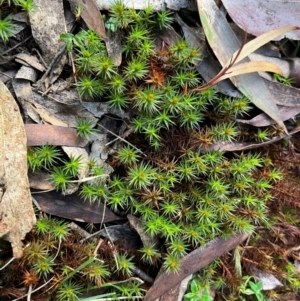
0;2;300;301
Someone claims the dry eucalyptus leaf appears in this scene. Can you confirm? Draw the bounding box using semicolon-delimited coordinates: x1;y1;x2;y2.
34;191;122;223
67;0;106;40
26;102;69;126
266;79;300;107
144;233;249;301
127;214;159;248
237;106;300;127
206;125;300;152
29;0;66;65
15;66;38;82
28;170;54;191
12;79;40;122
222;0;300;40
175;13;206;62
95;0;197;10
159;274;193;301
25;124;88;147
197;0;287;130
29;0;67;88
30;92;98;127
15;53;45;72
0;80;36;258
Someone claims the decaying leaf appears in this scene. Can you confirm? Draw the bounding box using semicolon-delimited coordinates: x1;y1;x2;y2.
29;0;67;88
144;233;249;301
237;106;300;127
227;25;297;67
25;124;88;147
196;0;296;130
0;81;36;258
215;61;284;84
34;191;122;224
206;125;300;152
67;0;106;40
222;0;300;41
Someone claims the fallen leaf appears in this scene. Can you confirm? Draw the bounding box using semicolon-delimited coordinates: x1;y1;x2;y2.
29;0;67;87
29;93;98;127
67;0;106;40
159;274;193;301
25;124;88;147
216;61;284;83
98;224;142;250
206;125;300;152
266;78;300;106
28;170;54;190
26;102;69;126
34;190;122;223
222;0;300;40
197;55;300;106
144;233;249;301
237;106;300;127
228;25;297;67
15;53;45;72
127;214;159;249
196;0;288;130
0;80;36;258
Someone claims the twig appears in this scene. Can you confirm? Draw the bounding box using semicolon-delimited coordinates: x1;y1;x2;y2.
12;277;54;301
35;46;66;90
69;222;91;239
33;88;78;105
96;125;145;156
0;35;32;56
27;285;32;301
0;257;15;270
0;71;13;79
32;48;48;69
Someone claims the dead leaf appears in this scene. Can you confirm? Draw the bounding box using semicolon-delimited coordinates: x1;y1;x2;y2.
26;102;69;126
0;80;36;258
266;79;300;107
106;29;122;66
144;233;249;301
29;93;98;127
197;55;300;106
196;0;288;130
127;214;159;249
237;106;300;127
15;53;45;72
15;66;38;82
67;0;106;41
206;125;300;152
25;124;88;147
216;61;284;83
227;25;297;67
34;190;123;223
175;13;206;63
28;170;54;190
222;0;300;40
29;0;67;87
159;275;193;301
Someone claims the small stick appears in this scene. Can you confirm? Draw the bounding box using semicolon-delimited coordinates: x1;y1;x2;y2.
0;35;32;56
